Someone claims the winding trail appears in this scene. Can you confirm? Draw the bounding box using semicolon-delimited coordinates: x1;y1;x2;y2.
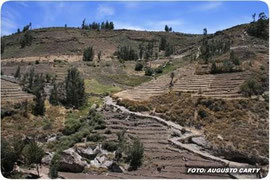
103;96;257;179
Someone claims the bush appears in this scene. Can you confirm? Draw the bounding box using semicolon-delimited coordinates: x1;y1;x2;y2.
1;138;17;176
102;141;118;152
155;66;163;74
20;31;33;48
144;67;154;76
165;44;174;57
65;67;86;108
87;133;104;142
198;108;207;118
49;153;60;179
135;62;143;71
83;46;94;61
63;118;81;135
22;140;45;176
115;46;138;61
126;138;144;170
240;77;262;97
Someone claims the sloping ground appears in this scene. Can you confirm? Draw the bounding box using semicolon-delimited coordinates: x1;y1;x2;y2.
60;103;232;179
174;71;251;99
114;64;196;101
114;63;250;101
2;27;202;59
1;77;34;104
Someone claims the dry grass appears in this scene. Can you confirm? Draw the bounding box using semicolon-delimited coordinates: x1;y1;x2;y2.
117;92;269;164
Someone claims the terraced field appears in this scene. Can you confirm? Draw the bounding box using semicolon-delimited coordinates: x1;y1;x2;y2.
1;78;34;104
114;63;250;101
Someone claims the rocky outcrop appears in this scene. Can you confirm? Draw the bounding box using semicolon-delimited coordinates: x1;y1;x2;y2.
58;148;88;173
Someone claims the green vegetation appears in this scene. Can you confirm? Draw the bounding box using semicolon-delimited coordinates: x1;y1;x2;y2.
22;140;45;177
20;31;33;48
83;46;94;61
126;138;144;170
165;44;174;57
240;74;268;97
135;62;144;71
14;66;21;79
159;37;167;51
85;79;121;95
65;67;86;108
144;67;154;76
32;74;46;116
1;138;17;177
109;74;151;87
247;12;269;40
82;19;114;30
49;153;60;179
164;25;172;32
115;46;138;61
1;39;5;54
200;28;230;63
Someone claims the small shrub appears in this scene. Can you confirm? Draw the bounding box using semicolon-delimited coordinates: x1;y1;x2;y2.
22;140;45;176
126;138;144;170
83;46;94;61
144;67;154;76
198;108;207;118
135;62;143;71
63;118;81;135
102;141;118;152
49;153;60;179
87;133;104;142
104;129;112;134
240;77;262;97
35;60;40;64
155;66;163;74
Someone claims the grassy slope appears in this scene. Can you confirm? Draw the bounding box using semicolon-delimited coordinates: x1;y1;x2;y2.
2;27;202;59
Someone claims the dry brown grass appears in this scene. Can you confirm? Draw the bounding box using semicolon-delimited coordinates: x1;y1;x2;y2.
117;92;269;164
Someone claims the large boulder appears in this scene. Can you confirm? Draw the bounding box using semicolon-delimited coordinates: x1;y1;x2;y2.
109;162;124;173
76;146;97;160
41;152;54;165
58;148;88;173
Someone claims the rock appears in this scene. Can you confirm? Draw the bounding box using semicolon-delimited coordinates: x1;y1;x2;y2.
102;160;113;168
42;152;54;165
217;135;223;141
91;104;97;110
191;137;208;147
109;162;124;173
47;136;56;142
76;147;97;160
58;148;88;173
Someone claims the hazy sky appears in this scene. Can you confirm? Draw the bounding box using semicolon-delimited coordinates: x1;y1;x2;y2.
1;1;269;35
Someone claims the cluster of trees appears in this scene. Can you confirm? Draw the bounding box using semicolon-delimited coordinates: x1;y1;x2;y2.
49;67;86;109
159;37;174;56
164;25;172;32
20;31;33;48
114;46;138;61
16;23;32;34
247;12;269;40
201;28;230;63
82;19;114;30
20;67;46;116
83;46;95;61
1;39;5;54
138;42;155;60
210;50;241;74
1;137;45;178
240;73;268;97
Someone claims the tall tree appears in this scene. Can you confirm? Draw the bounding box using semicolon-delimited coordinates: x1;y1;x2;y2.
65;67;86;108
22;140;45;177
164;25;169;32
14;66;21;79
